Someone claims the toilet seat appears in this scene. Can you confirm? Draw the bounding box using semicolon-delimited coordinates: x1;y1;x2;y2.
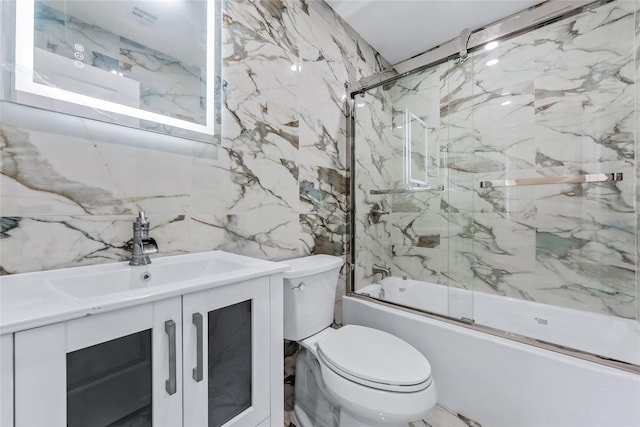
315;325;432;393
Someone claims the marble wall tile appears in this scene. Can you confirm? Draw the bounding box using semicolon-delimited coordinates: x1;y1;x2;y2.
0;213;229;275
293;0;371;172
1;215;134;273
221;211;300;260
352;0;638;322
1;120;135;216
299;164;347;216
300;213;344;256
636;0;640;322
1;0;388;277
297;63;347;171
222;0;300;161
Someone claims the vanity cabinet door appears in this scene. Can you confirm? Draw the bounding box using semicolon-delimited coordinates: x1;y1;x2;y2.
182;276;271;427
14;298;182;427
0;334;13;426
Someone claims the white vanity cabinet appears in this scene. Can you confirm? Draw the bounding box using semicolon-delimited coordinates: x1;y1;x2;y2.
15;298;183;426
0;334;13;427
182;276;271;427
11;273;283;427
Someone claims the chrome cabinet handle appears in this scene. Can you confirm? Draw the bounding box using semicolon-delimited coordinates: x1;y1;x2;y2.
192;312;204;382
165;320;177;395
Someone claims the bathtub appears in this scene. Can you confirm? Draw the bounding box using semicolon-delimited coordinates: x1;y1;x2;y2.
344;278;640;427
358;277;640;365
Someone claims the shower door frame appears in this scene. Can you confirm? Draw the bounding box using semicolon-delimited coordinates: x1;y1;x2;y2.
344;0;639;374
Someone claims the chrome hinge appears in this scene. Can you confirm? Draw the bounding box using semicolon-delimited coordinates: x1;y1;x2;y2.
343;81;353;119
345;98;355;120
461;317;475;324
344;260;354;274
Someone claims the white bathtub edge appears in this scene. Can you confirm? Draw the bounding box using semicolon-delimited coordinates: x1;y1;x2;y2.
343;295;640;427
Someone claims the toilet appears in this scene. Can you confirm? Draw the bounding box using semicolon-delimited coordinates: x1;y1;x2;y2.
283;255;437;427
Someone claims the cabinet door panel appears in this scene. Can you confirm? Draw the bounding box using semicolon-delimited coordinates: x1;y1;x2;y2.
183;277;270;427
15;323;66;426
208;299;253;426
66;329;152;427
15;299;182;427
66;303;152;351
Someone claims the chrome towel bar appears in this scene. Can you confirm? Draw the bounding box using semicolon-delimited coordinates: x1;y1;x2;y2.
370;185;444;195
480;173;623;189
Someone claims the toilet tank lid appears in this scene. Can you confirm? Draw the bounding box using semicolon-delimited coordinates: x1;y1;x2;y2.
281;255;344;279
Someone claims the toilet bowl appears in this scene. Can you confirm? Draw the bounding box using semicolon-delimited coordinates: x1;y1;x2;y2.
282;255;437;427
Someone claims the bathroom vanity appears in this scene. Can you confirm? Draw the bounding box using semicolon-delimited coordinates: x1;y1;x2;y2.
0;251;286;427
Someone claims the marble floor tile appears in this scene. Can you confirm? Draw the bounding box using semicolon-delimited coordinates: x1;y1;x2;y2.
422;405;484;427
284;410;298;427
283;404;483;427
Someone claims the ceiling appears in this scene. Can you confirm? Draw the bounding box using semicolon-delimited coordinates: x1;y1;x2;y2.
325;0;543;65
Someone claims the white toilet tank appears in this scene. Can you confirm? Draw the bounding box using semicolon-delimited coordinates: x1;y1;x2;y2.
282;255;344;341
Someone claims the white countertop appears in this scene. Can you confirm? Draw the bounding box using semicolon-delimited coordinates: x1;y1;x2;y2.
0;251;288;335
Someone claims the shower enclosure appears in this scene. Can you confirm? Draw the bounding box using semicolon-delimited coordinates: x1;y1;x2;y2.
348;0;639;370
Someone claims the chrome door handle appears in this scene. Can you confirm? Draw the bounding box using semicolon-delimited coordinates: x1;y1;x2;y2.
192;312;203;382
165;320;177;395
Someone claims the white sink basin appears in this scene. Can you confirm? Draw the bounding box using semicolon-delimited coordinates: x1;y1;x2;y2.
48;257;245;300
0;251;286;334
0;279;72;308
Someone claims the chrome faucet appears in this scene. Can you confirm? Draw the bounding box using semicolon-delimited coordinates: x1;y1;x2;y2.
368;202;390;224
130;211;158;266
372;264;391;279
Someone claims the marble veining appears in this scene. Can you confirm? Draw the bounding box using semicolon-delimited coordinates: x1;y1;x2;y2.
284;404;484;427
353;0;638;326
1;0;389;278
33;1;206;126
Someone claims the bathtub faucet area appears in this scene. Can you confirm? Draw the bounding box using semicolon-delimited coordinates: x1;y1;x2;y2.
130;211;158;266
372;264;391;279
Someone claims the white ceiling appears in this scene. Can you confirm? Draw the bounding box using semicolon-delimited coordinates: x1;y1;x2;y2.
325;0;543;65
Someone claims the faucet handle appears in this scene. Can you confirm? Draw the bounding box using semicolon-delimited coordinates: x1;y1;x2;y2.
133;211;150;234
137;211;148;224
130;212;157;266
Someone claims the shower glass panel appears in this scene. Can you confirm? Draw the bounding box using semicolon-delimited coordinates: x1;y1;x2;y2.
352;54;476;322
351;0;638;366
443;55;476;321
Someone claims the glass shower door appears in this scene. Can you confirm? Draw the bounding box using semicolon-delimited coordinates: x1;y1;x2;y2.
442;55;476;323
350;0;638;367
351;56;476;323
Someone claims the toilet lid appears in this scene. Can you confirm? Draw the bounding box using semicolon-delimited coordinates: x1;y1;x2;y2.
316;325;431;391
